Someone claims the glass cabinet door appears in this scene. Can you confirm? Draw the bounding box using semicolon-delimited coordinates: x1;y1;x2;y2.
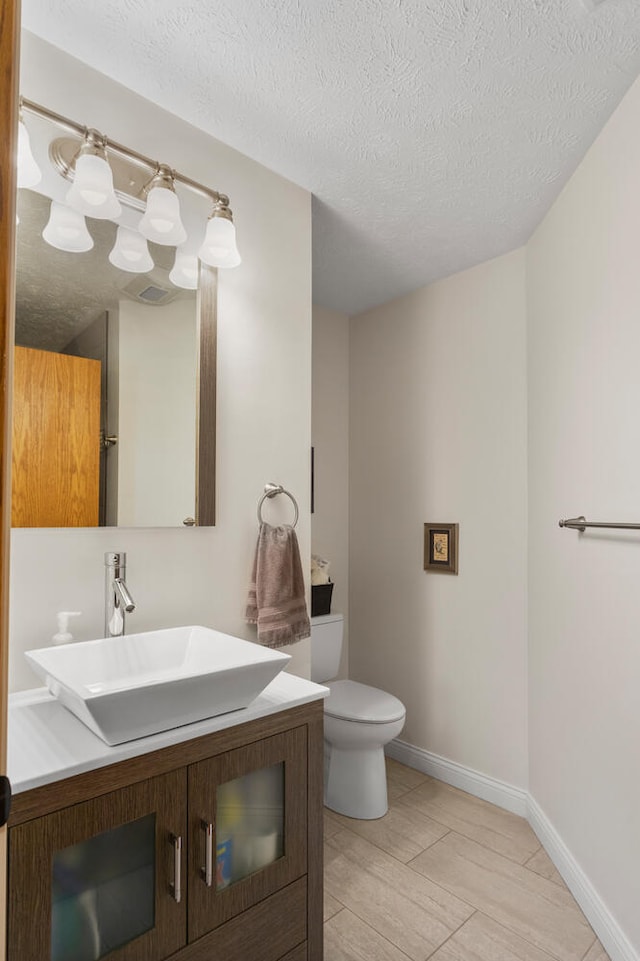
215;762;285;890
52;813;156;960
8;770;187;961
188;726;307;941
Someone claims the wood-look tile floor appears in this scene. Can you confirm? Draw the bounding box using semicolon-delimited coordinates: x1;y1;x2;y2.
323;758;610;961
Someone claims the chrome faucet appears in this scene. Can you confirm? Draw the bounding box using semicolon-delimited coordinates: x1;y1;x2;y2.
104;552;136;637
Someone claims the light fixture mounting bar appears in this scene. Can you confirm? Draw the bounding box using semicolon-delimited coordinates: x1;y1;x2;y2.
19;97;229;207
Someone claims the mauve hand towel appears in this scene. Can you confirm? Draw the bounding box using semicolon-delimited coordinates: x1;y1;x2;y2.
246;522;311;648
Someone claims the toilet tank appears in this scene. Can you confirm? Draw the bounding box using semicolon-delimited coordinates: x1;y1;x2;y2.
310;613;343;683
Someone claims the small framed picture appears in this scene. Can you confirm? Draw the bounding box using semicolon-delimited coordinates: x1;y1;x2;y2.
424;523;459;575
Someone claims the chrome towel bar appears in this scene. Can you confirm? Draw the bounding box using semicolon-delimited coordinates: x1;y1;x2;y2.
559;515;640;532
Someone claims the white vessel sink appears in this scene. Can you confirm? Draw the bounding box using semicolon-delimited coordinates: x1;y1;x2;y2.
24;626;291;745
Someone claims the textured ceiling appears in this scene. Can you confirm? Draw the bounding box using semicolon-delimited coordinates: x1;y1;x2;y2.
21;0;640;314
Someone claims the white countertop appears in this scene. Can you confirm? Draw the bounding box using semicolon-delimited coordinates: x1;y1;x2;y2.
8;672;328;794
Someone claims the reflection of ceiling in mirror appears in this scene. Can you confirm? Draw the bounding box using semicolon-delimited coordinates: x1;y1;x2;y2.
15;189;195;352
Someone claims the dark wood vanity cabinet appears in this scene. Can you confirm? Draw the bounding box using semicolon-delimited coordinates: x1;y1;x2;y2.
7;700;324;961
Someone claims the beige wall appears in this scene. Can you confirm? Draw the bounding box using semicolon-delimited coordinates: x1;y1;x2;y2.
527;73;640;953
312;305;349;678
10;33;312;690
349;249;529;788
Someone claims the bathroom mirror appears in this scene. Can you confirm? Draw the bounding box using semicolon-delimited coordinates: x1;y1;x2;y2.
12;184;217;529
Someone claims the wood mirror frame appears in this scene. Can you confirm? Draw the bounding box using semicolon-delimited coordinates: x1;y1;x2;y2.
195;265;217;527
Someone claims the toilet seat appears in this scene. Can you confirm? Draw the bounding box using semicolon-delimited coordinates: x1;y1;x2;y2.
325;680;405;724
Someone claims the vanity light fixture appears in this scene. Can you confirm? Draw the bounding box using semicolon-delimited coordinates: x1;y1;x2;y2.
198;200;241;268
108;225;154;273
42;200;94;253
18;97;241;280
17;118;41;188
169;247;200;290
66;130;122;220
139;165;187;246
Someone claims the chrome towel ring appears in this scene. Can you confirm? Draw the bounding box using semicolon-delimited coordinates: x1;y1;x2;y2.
257;483;299;528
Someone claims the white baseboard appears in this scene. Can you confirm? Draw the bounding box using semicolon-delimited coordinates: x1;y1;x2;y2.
385;738;637;961
385;738;528;816
527;796;638;961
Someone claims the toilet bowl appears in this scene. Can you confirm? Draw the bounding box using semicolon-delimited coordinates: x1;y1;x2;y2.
310;614;406;819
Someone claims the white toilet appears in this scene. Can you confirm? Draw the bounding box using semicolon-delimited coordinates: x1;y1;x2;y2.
310;613;406;819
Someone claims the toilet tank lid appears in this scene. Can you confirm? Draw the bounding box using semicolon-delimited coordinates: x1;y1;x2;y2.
325;680;405;724
310;613;343;626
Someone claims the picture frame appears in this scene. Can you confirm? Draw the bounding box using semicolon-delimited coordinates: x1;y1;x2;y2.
423;522;459;575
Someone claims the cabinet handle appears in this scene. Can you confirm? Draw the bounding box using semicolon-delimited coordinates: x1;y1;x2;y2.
200;819;214;887
170;833;182;903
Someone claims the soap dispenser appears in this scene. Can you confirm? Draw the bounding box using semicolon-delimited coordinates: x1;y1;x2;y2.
52;611;81;645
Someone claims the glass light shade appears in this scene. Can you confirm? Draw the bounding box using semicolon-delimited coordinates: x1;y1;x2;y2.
42;201;93;252
17;120;41;188
213;247;242;269
139;186;187;245
169;249;199;289
66;153;122;219
109;226;154;273
198;216;241;268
